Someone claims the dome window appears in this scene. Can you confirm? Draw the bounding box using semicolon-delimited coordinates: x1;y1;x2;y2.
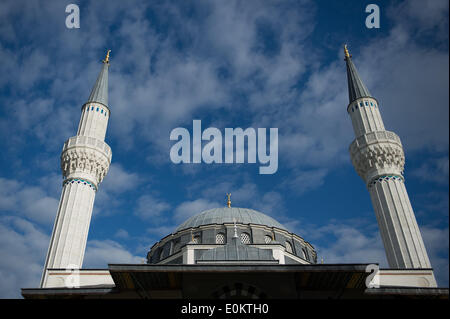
159;249;165;260
285;241;293;253
240;232;251;244
264;235;272;244
302;247;308;260
216;233;225;244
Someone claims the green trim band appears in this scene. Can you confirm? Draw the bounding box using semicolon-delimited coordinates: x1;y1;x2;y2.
368;175;404;188
63;178;97;191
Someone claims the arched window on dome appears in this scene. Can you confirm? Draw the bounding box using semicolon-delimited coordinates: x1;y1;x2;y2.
216;233;226;244
302;247;309;260
240;232;251;244
159;248;165;261
285;241;293;254
173;241;181;253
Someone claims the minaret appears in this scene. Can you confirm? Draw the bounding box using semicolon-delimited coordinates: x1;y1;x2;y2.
344;45;432;269
40;51;112;287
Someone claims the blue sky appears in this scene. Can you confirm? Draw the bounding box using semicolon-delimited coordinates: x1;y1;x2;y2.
0;0;448;298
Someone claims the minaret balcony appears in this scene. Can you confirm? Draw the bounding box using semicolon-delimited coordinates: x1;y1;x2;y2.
62;135;112;162
349;130;405;183
60;135;112;185
350;130;402;150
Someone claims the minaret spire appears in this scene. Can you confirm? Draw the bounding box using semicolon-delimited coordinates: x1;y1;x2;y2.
40;53;112;288
344;44;371;104
87;50;110;106
345;45;434;277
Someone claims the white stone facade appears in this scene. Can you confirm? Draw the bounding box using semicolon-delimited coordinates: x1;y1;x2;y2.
41;267;437;290
348;96;432;272
43;269;114;288
347;97;385;137
40;67;111;288
77;102;110;141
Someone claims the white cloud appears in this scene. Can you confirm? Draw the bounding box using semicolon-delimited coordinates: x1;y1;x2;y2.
299;219;388;266
93;164;144;217
421;226;449;286
411;157;449;185
186;176;295;227
284;168;328;195
147;225;178;239
0;177;59;225
173;198;221;224
298;218;449;287
315;224;387;266
198;180;258;205
0;216;49;298
83;240;143;268
1;0;445;192
101;163;142;194
114;229;130;239
135;194;171;220
0;0;447;177
387;0;449;35
414;191;449;218
253;191;287;220
191;177;289;218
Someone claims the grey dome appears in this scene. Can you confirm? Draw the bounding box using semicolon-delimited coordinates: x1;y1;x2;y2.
175;207;287;232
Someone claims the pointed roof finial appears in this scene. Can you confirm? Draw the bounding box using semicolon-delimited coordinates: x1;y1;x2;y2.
87;51;110;106
226;193;231;208
343;44;372;103
103;49;111;64
344;44;351;60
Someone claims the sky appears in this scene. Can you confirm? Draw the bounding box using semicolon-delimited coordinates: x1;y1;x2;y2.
0;0;448;298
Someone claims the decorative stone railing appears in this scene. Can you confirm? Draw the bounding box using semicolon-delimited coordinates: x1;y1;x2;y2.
349;130;405;184
350;130;402;151
60;135;112;186
62;135;112;160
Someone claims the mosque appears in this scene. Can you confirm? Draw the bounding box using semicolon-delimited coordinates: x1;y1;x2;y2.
21;47;448;299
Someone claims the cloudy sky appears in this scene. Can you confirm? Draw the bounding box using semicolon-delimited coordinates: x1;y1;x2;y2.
0;0;448;298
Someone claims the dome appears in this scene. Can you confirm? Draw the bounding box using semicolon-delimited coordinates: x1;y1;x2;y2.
175;207;288;233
